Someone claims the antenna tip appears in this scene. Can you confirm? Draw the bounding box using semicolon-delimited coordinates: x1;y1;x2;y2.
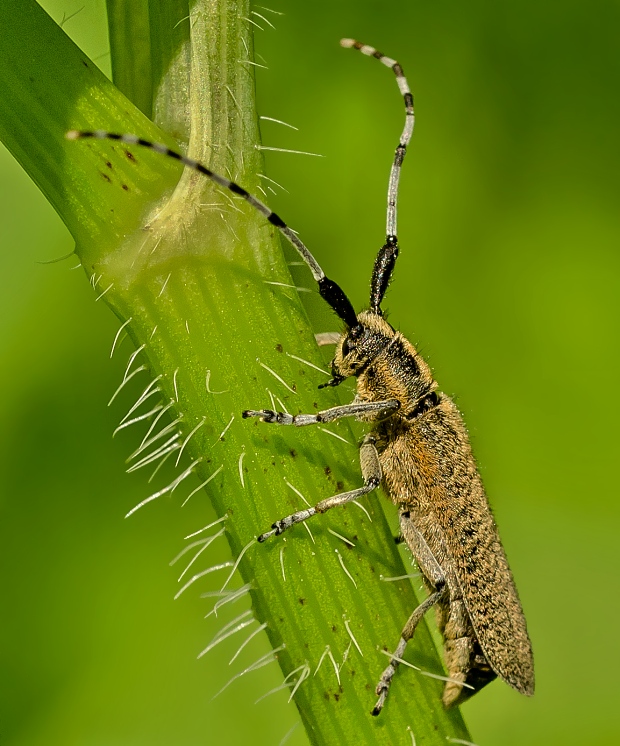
65;130;80;140
340;38;355;49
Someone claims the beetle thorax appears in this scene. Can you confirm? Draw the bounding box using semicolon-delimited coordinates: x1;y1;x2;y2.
331;311;435;415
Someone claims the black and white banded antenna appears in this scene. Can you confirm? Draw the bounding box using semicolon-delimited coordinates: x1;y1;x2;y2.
66;39;413;324
339;39;415;314
65;128;358;329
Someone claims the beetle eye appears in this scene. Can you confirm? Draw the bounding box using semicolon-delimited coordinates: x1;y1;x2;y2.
341;338;351;357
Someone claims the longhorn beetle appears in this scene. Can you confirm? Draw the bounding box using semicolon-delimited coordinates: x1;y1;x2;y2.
68;38;534;714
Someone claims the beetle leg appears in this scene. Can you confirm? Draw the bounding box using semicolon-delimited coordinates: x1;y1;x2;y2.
243;399;399;426
258;434;381;542
373;512;448;715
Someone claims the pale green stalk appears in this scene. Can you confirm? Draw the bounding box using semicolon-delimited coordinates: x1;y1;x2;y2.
0;1;471;742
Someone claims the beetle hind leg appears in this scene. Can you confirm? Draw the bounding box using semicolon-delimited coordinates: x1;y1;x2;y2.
373;586;446;715
373;510;448;715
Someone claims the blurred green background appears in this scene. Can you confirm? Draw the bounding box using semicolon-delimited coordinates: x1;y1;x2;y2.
1;1;619;745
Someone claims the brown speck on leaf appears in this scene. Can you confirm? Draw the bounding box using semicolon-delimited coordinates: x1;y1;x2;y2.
324;466;332;476
298;598;306;605
290;449;297;458
275;343;283;353
336;481;344;491
121;184;129;191
100;172;111;182
124;150;136;162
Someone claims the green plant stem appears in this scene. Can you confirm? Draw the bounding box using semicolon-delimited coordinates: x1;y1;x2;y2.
0;1;472;743
106;0;153;118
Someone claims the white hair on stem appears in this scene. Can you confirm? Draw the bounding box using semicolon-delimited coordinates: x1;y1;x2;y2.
211;645;285;700
197;610;255;658
181;465;224;507
110;317;133;358
258;361;296;395
205;583;252;618
174;561;234;600
220;539;255;593
175;417;206;466
335;549;357;589
124;459;200;517
229;621;268;666
171;527;227;582
184;514;227;540
343;616;363;656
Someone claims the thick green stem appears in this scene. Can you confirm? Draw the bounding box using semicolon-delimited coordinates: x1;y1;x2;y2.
0;1;472;743
107;0;154;118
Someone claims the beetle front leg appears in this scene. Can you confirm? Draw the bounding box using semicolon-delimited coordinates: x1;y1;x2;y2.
242;399;399;427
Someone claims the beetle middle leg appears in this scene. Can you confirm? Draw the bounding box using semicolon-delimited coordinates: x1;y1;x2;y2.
373;511;448;715
257;434;382;542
